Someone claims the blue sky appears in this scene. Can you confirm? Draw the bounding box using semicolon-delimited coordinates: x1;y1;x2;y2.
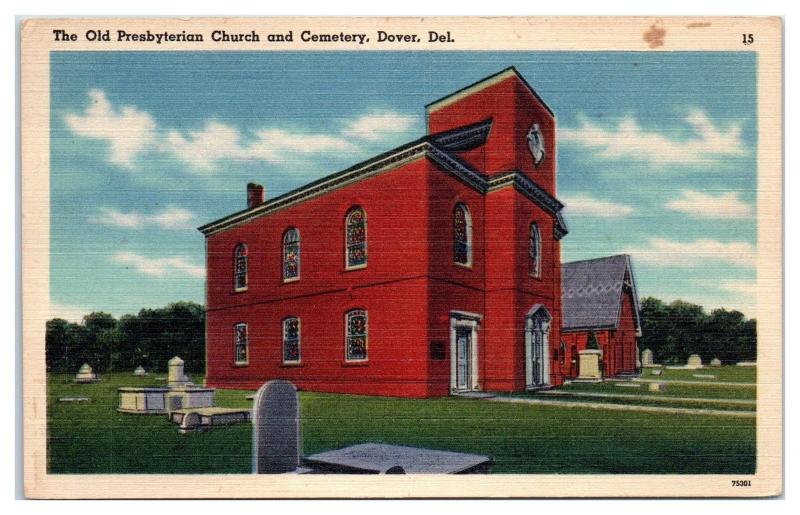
50;51;758;320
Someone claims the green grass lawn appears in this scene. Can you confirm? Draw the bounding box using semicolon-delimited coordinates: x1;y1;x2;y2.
48;373;755;475
640;365;756;383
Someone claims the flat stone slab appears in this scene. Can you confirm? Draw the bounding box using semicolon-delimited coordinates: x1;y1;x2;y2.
693;374;717;379
304;443;493;474
170;407;250;428
58;396;90;403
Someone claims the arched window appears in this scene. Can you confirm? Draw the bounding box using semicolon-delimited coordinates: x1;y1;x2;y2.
234;243;248;291
233;322;248;365
282;317;301;363
345;206;367;269
345;309;368;361
453;203;472;266
529;223;541;278
283;228;300;281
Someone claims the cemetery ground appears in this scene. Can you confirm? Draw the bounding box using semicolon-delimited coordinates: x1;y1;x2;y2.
48;371;755;475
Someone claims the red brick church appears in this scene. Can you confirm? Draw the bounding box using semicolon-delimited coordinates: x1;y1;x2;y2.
199;67;642;397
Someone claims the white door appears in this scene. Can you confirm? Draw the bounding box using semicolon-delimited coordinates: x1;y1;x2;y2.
525;305;552;389
456;326;471;390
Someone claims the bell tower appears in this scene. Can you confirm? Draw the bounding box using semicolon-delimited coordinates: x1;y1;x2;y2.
426;66;557;196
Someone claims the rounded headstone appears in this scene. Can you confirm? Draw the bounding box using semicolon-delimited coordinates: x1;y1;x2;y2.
180;412;201;432
133;366;146;376
78;363;92;374
252;380;300;474
710;358;722;367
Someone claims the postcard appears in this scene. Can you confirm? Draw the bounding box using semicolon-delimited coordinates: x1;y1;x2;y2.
20;16;783;498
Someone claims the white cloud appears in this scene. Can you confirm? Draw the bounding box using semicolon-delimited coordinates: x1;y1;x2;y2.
560;109;746;165
623;237;755;267
342;110;419;142
66;90;419;172
666;190;754;218
64;89;157;168
561;194;634;218
113;251;205;278
91;206;196;230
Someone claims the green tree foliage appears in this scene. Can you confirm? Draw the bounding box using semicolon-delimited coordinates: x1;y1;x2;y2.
637;297;757;364
586;331;600;350
45;302;206;374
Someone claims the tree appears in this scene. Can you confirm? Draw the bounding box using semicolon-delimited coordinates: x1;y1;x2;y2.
44;302;206;374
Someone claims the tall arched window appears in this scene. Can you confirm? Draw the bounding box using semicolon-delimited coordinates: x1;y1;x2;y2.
282;317;301;363
453;203;472;266
529;223;541;278
345;309;368;361
283;228;300;281
234;243;248;291
345;206;367;269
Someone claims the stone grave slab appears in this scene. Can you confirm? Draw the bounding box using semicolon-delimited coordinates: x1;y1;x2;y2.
59;396;90;403
171;407;251;433
304;443;493;474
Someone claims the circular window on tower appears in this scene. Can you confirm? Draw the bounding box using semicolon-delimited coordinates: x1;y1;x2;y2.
527;123;546;166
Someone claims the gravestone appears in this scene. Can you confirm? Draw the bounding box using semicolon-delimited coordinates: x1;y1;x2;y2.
133;366;146;376
577;349;603;382
649;382;666;392
686;354;703;369
252;380;300;474
710;358;722;367
179;412;201;434
651;369;663;376
75;363;99;383
168;356;190;387
641;349;654;367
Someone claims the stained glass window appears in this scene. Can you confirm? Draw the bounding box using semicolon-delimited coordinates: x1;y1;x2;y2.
234;243;248;290
345;309;367;361
346;207;367;269
283;228;300;281
234;323;248;364
283;317;301;363
453;203;472;265
529;223;541;278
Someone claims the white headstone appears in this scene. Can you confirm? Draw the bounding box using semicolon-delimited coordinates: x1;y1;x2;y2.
168;356;188;387
75;363;98;383
641;349;654;367
649;382;666;392
686;354;703;369
133;366;146;376
710;358;722;367
252;380;300;474
651;369;663;376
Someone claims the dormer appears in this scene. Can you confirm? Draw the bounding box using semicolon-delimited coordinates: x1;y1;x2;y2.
426;67;556;196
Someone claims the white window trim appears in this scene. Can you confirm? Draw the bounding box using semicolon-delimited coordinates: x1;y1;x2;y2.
233;322;249;366
345;208;368;270
344;309;368;362
282;228;301;283
282;317;301;364
234;244;248;292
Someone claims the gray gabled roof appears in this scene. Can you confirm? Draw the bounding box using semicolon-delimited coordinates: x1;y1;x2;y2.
561;254;642;335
